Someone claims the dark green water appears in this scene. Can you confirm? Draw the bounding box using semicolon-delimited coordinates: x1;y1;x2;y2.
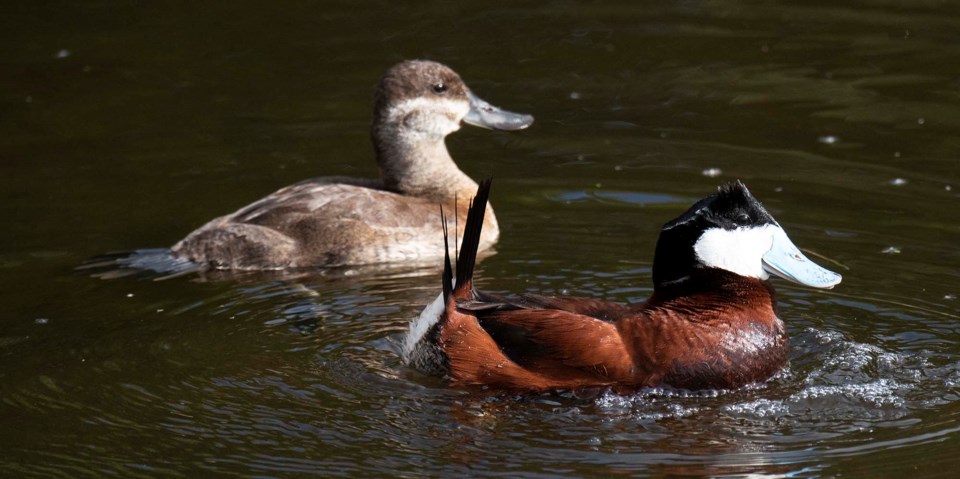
3;1;960;477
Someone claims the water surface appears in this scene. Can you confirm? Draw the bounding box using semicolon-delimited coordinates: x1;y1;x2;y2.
2;1;960;477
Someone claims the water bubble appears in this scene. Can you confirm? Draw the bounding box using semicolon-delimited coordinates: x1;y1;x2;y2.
813;328;845;345
917;117;925;125
702;168;722;177
796;381;906;408
724;398;788;418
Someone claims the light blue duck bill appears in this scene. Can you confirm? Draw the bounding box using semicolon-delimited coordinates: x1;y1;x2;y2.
762;227;842;289
463;90;534;131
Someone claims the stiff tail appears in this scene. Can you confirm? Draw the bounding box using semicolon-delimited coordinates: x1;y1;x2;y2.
442;178;492;303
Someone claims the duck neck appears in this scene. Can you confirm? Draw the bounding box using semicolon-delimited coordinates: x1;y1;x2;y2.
373;123;478;201
649;268;777;315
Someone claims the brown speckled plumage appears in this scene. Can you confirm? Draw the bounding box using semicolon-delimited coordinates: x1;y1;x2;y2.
171;60;531;270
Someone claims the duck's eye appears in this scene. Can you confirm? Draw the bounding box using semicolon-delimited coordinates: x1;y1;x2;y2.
735;213;752;225
432;83;447;94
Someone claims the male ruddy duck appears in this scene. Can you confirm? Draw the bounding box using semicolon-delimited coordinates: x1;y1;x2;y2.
171;60;533;270
404;180;842;391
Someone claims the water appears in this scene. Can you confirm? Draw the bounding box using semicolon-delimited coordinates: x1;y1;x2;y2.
2;0;960;477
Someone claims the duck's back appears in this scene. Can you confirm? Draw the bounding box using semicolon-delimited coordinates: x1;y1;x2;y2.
171;178;498;270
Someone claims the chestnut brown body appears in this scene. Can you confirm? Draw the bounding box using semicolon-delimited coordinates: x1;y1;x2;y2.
440;270;787;392
405;179;840;393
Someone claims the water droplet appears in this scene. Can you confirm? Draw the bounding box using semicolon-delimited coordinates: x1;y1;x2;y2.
774;186;784;193
946;185;953;191
35;318;49;325
889;178;908;186
126;293;134;298
702;168;722;177
55;49;71;59
818;135;839;144
893;151;901;158
881;246;901;254
917;117;925;125
944;294;957;301
569;91;581;100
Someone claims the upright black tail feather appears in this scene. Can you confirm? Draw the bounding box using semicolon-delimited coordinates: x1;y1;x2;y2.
441;179;492;302
455;179;491;293
440;205;453;302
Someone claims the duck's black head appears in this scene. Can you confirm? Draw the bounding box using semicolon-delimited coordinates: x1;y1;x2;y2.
652;181;841;292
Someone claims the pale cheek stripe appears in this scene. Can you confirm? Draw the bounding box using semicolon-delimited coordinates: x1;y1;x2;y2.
386;97;470;125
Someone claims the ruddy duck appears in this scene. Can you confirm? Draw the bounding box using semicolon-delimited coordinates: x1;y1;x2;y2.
404;179;842;391
171;60;533;270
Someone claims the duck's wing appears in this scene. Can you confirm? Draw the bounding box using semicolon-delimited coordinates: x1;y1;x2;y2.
457;307;639;386
231;178;434;230
461;292;632;322
173;179;470;268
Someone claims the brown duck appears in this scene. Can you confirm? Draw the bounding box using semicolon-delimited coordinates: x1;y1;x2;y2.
171;60;533;270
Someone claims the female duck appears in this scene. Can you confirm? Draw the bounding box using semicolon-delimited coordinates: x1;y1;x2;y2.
171;60;533;270
404;180;842;391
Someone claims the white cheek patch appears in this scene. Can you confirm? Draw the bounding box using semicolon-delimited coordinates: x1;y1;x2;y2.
693;224;782;280
386;97;470;138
